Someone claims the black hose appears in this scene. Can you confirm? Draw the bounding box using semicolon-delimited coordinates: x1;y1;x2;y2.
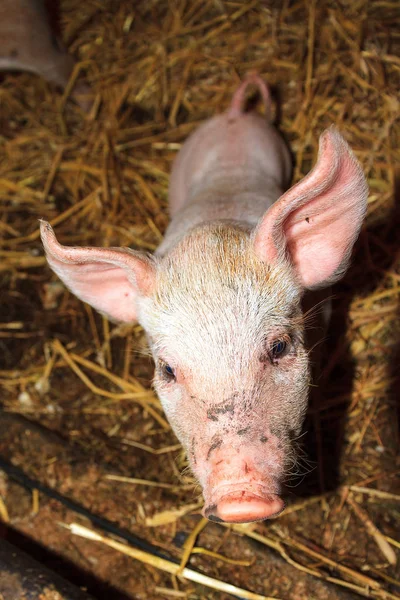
0;456;179;564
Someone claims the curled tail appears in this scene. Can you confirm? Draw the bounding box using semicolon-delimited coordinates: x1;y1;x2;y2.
228;74;271;121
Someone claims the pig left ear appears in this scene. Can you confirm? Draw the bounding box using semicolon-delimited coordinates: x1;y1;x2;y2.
253;128;368;289
40;221;156;322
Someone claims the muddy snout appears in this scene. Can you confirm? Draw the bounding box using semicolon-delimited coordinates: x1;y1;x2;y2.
198;442;285;524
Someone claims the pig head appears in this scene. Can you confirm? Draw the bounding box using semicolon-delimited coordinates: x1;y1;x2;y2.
40;75;368;523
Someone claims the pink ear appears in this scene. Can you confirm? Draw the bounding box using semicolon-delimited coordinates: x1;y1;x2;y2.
253;128;368;289
40;221;156;322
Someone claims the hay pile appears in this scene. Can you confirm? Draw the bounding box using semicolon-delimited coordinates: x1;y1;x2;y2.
0;1;399;598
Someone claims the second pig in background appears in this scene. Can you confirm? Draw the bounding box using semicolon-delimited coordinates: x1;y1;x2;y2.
0;0;87;104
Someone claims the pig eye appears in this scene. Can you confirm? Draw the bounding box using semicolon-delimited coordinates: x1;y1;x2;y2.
270;338;289;361
159;361;176;382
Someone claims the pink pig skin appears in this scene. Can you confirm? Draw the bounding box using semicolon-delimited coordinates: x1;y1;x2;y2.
158;78;291;255
0;0;88;105
40;75;368;523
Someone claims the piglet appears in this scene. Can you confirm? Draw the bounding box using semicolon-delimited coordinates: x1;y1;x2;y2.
40;75;368;523
0;0;87;103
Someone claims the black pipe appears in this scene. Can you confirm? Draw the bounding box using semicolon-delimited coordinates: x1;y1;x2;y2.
0;456;178;564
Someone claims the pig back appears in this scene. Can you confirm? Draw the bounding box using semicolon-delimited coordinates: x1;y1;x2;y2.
168;110;292;217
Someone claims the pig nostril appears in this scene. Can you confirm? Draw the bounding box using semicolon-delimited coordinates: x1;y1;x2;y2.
207;513;224;523
203;503;221;521
204;503;216;514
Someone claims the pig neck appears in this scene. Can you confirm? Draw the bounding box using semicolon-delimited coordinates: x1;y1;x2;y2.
158;169;284;256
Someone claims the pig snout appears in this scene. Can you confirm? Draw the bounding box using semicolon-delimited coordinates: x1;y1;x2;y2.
195;435;285;523
204;493;284;524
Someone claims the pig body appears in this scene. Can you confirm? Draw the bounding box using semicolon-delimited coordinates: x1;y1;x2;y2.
40;76;368;523
159;86;291;253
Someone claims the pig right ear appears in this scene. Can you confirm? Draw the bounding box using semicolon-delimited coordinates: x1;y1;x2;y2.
253;128;368;289
40;221;156;322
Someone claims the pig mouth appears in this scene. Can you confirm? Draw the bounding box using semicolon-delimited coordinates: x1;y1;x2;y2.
202;482;285;523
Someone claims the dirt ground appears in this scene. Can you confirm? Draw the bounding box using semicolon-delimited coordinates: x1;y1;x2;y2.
0;1;399;599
